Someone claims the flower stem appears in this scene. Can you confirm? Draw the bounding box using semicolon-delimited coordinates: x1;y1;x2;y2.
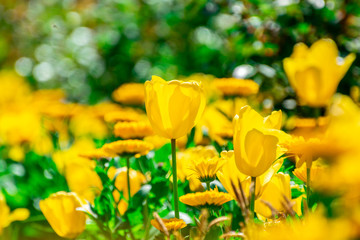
126;156;131;203
171;139;180;219
306;166;311;208
206;181;211;190
250;176;256;220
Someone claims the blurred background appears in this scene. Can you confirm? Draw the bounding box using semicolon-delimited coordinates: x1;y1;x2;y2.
1;0;360;104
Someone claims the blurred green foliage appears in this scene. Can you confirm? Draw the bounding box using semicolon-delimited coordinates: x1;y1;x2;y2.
1;0;360;104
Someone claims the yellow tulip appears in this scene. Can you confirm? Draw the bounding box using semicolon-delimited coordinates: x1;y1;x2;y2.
144;76;206;139
283;38;355;107
233;105;284;177
255;173;292;219
0;193;29;235
39;192;86;239
217;150;283;199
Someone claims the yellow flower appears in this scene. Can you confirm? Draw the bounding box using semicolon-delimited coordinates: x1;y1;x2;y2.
213;78;259;97
293;159;327;185
187;154;227;183
255;173;298;219
200;106;233;146
177;146;218;188
282;137;345;168
151;218;187;233
39;192;86;239
102;139;153;157
0;70;31;106
112;83;145;105
114;121;154;139
0;193;29;235
78;148;117;160
69;110;108;139
144;135;170;149
233;105;286;177
283;38;355;107
217;150;283;199
65;162;103;203
144;76;206;139
108;167;146;214
104;109;146;123
179;187;232;208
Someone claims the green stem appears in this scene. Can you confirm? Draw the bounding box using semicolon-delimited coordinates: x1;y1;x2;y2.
250;176;256;220
171;139;180;219
144;200;151;240
127;156;131;203
314;107;321;127
306;166;311;208
206;181;211;190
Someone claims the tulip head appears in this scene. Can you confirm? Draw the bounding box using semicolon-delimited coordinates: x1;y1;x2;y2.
283;38;355;107
233;106;283;177
145;76;206;139
39;192;86;239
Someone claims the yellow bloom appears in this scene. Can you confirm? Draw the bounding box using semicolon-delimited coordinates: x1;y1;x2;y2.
39;192;86;239
78;148;117;160
112;83;145;105
114;121;154;139
102;139;153;157
144;76;206;139
0;193;29;235
255;173;295;219
144;135;170;149
233;105;285;177
65;162;103;203
283;38;355;107
200;106;233;146
108;167;146;214
213;78;259;97
0;70;31;106
187;154;227;183
293;159;327;185
104;109;146;123
282;137;345;168
217;150;283;199
69;110;108;139
151;218;187;233
179;187;232;208
177;146;218;188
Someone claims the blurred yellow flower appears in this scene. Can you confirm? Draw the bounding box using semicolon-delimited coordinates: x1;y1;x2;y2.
283;38;355;107
102;139;153;157
0;193;29;235
144;135;170;149
293;159;327;185
78;148;117;160
151;218;187;233
65;162;103;203
108;167;146;214
104;109;146;123
112;83;145;105
179;187;232;208
233;105;285;177
213;78;259;97
69;110;109;139
144;76;206;139
114;121;154;139
39;192;86;239
0;70;31;106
